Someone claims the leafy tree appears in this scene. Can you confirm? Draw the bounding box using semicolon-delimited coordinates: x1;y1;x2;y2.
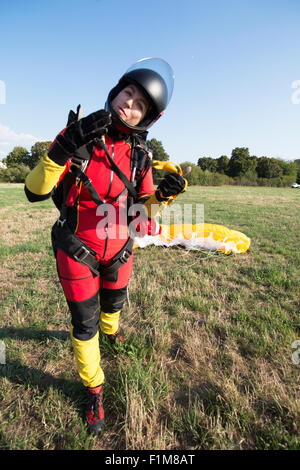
29;141;52;170
148;138;169;162
197;157;218;173
5;146;30;168
216;155;229;174
179;162;198;185
276;159;297;180
188;166;206;185
294;159;300;184
256;157;283;178
226;147;255;177
148;138;169;184
249;155;258;170
1;164;30;182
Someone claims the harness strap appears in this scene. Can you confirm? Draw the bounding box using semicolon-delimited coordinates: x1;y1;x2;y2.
65;138;140;210
52;221;134;280
98;139;138;200
71;167;104;207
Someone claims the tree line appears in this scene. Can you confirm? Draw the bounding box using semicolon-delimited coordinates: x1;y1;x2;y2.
0;139;299;187
0;142;52;183
194;147;300;187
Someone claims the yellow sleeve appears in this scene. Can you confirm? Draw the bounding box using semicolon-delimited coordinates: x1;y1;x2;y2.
141;192;172;218
25;154;66;196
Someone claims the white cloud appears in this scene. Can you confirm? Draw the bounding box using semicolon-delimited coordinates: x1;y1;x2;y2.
0;123;40;159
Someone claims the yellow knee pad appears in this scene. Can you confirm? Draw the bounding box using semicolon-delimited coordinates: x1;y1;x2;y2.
70;327;105;388
100;310;121;335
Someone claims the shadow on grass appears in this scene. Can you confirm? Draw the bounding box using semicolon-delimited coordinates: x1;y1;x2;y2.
0;327;69;342
0;326;127;445
0;359;81;398
0;327;81;400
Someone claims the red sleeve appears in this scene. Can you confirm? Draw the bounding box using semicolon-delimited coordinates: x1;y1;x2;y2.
138;163;155;198
56;158;71;186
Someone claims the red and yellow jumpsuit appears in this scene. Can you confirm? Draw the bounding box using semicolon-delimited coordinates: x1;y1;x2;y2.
25;133;166;388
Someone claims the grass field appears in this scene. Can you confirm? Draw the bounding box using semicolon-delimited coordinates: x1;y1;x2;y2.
0;183;299;450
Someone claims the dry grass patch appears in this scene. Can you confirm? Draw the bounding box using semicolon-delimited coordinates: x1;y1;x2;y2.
0;206;57;246
124;378;179;450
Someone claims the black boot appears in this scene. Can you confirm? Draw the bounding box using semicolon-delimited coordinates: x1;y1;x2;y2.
85;385;105;434
106;328;124;345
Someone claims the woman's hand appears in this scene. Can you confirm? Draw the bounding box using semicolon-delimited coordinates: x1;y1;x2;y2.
156;173;186;201
48;109;112;166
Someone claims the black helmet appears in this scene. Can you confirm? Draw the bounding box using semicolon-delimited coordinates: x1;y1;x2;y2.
105;58;174;134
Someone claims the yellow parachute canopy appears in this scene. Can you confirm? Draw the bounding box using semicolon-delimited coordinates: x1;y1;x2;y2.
134;223;250;254
137;160;251;254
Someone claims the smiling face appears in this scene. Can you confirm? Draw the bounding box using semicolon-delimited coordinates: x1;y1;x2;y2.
111;84;150;127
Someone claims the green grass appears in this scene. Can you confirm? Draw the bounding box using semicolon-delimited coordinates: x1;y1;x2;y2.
0;183;299;450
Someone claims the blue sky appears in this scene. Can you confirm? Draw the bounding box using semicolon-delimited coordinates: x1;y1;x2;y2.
1;0;300;163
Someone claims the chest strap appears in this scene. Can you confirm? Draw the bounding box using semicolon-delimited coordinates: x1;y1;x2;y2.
97;139;138;200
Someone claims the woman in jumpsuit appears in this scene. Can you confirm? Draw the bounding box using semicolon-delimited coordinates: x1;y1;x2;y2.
24;58;186;434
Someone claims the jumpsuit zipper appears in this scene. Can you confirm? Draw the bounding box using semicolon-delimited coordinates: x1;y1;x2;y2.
102;141;114;259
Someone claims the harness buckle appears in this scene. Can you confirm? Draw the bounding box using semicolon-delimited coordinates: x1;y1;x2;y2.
57;217;66;227
119;250;131;264
69;156;85;170
73;245;91;263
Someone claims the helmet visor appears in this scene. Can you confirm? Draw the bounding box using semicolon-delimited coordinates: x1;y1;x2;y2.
125;57;174;107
